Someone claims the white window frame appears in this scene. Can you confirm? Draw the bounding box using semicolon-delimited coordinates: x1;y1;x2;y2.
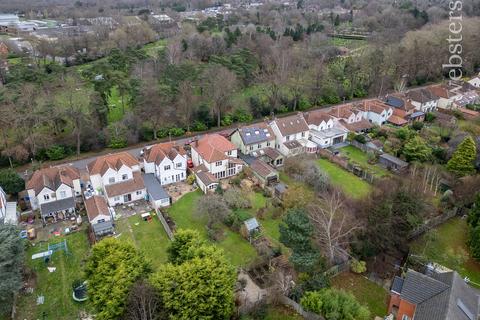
215;161;222;167
108;177;115;184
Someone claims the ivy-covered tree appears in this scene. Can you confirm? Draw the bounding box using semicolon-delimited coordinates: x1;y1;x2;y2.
85;238;151;320
301;289;370;320
447;136;476;176
151;230;236;319
279;208;321;272
0;169;25;195
0;224;24;316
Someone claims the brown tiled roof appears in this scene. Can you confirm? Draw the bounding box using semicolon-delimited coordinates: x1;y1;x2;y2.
388;115;408;126
192;134;236;163
87;152;139;176
328;103;362;119
85;195;109;221
272;114;309;136
407;88;439;103
363;99;391;114
26;166;80;195
144;142;186;165
339;119;373;132
305;110;334;126
262;147;282;160
250;159;276;178
427;85;451;99
193;164;218;186
104;171;145;198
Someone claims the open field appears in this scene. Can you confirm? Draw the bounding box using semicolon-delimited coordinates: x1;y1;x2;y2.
339;145;389;177
166;190;258;267
317;158;372;199
411;217;480;286
331;272;388;317
115;213;170;268
15;231;90;320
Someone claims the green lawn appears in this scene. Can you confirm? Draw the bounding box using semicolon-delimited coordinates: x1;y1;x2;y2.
411;217;480;286
166;190;257;267
15;231;90;320
143;39;167;56
107;86;131;123
115;213;170;268
316;158;372;199
339;145;389;177
331;272;388;317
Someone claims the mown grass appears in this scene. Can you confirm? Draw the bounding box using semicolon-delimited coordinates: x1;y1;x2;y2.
339;145;389;177
331;272;388;317
15;231;90;320
166;190;258;267
115;213;170;268
411;217;480;286
316;158;372;199
107;86;131;123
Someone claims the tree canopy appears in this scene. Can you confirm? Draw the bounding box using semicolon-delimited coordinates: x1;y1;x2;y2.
0;224;24;315
447;136;476;176
151;229;236;319
85;238;151;320
0;169;25;194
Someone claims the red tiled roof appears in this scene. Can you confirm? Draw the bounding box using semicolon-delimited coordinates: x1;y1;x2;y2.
104;171;145;198
363;99;391;114
26;166;80;195
85;195;109;221
192;134;236;163
144;142;186;165
388;115;408;126
87;152;139;176
427;84;451;99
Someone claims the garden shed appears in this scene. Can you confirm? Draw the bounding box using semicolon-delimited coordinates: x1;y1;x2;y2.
378;153;408;171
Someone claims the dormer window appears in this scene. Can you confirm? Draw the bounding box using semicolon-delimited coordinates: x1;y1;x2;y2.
44;194;50;200
122;174;128;180
215;161;222;167
286;135;290;141
227;150;232;156
301;132;305;137
164;165;171;171
176;162;182;168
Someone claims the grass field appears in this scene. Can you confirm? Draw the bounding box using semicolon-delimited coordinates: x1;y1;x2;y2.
331;272;388;317
339;145;389;177
107;86;131;123
317;158;372;199
411;217;480;286
166;190;257;267
15;231;90;320
115;213;170;268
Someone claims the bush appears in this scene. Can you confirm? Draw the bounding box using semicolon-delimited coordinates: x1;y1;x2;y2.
411;121;424;131
425;112;436;122
192;121;208;132
354;134;366;144
186;174;196;185
232;108;253;123
168;127;185;137
108;136;128;149
223;188;251;209
221;114;233;127
0;169;25;194
45;145;68;160
350;260;367;274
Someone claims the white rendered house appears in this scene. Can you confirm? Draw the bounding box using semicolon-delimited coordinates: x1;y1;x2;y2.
143;142;187;185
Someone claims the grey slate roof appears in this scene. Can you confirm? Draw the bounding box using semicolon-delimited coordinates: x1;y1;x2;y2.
238;126;273;145
379;153;408;168
386;96;405;109
40;197;75;216
391;276;404;294
397;270;480;320
92;220;114;236
143;174;169;201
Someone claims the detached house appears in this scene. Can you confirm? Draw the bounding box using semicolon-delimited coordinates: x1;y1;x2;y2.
361;99;394;126
305;110;348;148
385;94;424;124
143;142;187;185
87;152;146;206
0;186;17;225
270;114;316;156
406;88;439;113
427;84;457;109
388;269;480;320
191;134;243;180
26;166;81;222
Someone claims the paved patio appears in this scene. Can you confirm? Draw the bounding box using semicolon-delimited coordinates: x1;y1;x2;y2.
112;200;152;219
164;182;197;202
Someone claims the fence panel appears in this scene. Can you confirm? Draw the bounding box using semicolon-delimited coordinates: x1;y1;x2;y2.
156;209;174;240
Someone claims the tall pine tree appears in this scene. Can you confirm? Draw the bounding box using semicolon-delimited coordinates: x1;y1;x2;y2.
447;136;476;176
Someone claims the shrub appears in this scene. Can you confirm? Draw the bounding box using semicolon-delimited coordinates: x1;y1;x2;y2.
425;112;436;122
192;121;208;132
354;134;366;144
108;137;128;149
186;174;196;185
350;260;367;274
224;188;251;209
45;145;68;160
168;127;185;137
232;108;253;123
411;121;424;131
221;114;233;127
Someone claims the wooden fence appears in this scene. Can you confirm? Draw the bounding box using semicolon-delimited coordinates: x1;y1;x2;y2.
156;209;174;240
408;207;459;240
279;296;325;320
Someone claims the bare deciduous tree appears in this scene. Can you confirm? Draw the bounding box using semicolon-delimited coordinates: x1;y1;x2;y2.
124;280;163;320
308;191;362;265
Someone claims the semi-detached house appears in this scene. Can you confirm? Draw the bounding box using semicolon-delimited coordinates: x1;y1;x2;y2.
26;166;81;222
87;152;146;206
143;142;187;185
305;110;348;148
